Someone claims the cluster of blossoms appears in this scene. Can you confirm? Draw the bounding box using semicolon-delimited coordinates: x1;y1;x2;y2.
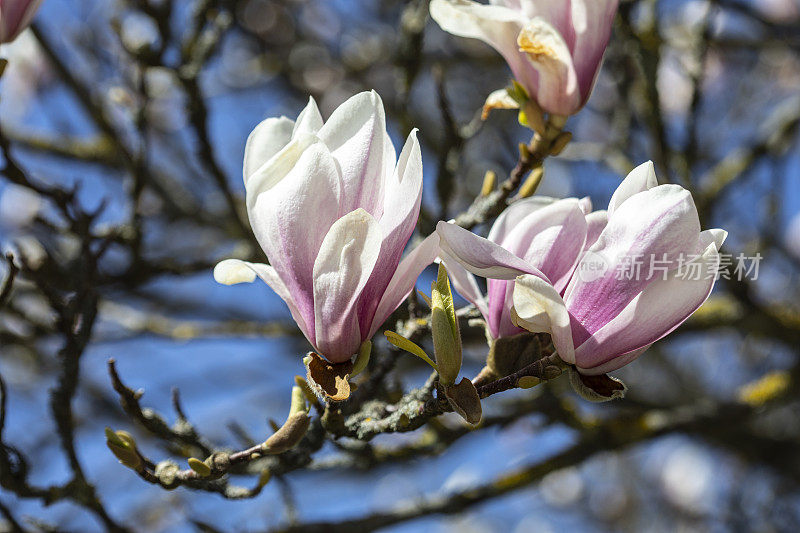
0;0;729;424
209;0;726;415
438;163;726;376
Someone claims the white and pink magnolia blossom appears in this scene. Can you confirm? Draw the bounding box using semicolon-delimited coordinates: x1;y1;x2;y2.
439;194;598;340
430;0;618;116
215;91;439;364
438;162;727;375
0;0;43;44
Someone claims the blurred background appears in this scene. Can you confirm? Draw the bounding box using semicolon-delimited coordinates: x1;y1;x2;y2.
1;0;800;531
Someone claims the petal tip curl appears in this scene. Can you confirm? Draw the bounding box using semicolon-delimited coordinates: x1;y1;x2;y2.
214;259;257;285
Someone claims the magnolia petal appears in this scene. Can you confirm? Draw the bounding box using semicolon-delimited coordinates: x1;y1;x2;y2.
505;0;574;41
212;259;313;344
313;209;383;362
569;0;619;101
317;90;389;217
243;116;295;184
580;345;649;377
377;129;424;241
487;278;523;338
502;198;588;291
430;0;536;97
440;251;489;318
245;133;320;212
607;160;658;216
583;210;608;251
701;228;728;250
511;274;575;364
517;17;580;115
574;241;721;374
578;196;593;214
249;142;342;329
487;196;557;245
482;88;521;120
213;259;257;285
356;129;424;335
437;221;545;280
368;232;441;339
293;96;324;137
565;184;702;346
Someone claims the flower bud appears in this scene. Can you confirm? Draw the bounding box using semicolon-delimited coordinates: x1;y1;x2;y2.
517;167;544;199
262;386;310;454
105;428;142;470
480;170;497;197
549;131;573;156
187;457;211;477
430;263;462;386
431;0;618;116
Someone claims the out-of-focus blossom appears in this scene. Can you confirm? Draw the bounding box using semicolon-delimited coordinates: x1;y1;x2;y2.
754;0;799;22
438;194;598;339
439;162;727;375
0;0;43;44
214;91;438;363
0;183;41;229
430;0;618;116
0;32;51;121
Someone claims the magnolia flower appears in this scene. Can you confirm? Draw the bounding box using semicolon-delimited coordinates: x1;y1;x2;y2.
439;195;599;340
430;0;618;116
215;91;439;364
0;0;43;44
438;162;727;375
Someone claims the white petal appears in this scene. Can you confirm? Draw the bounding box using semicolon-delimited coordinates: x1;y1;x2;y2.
214;258;256;285
243;116;295;184
516;17;580;115
607;160;658;216
379;129;423;240
212;259;313;344
313;209;383;359
569;0;618;101
351;129;423;337
487;195;557;244
248;141;342;328
317;90;389;217
292;96;324;137
245;133;320;212
430;0;536;97
437;221;544;280
701;228;728;250
482;88;521;120
578;196;592;214
511;274;575;363
583;210;608;251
